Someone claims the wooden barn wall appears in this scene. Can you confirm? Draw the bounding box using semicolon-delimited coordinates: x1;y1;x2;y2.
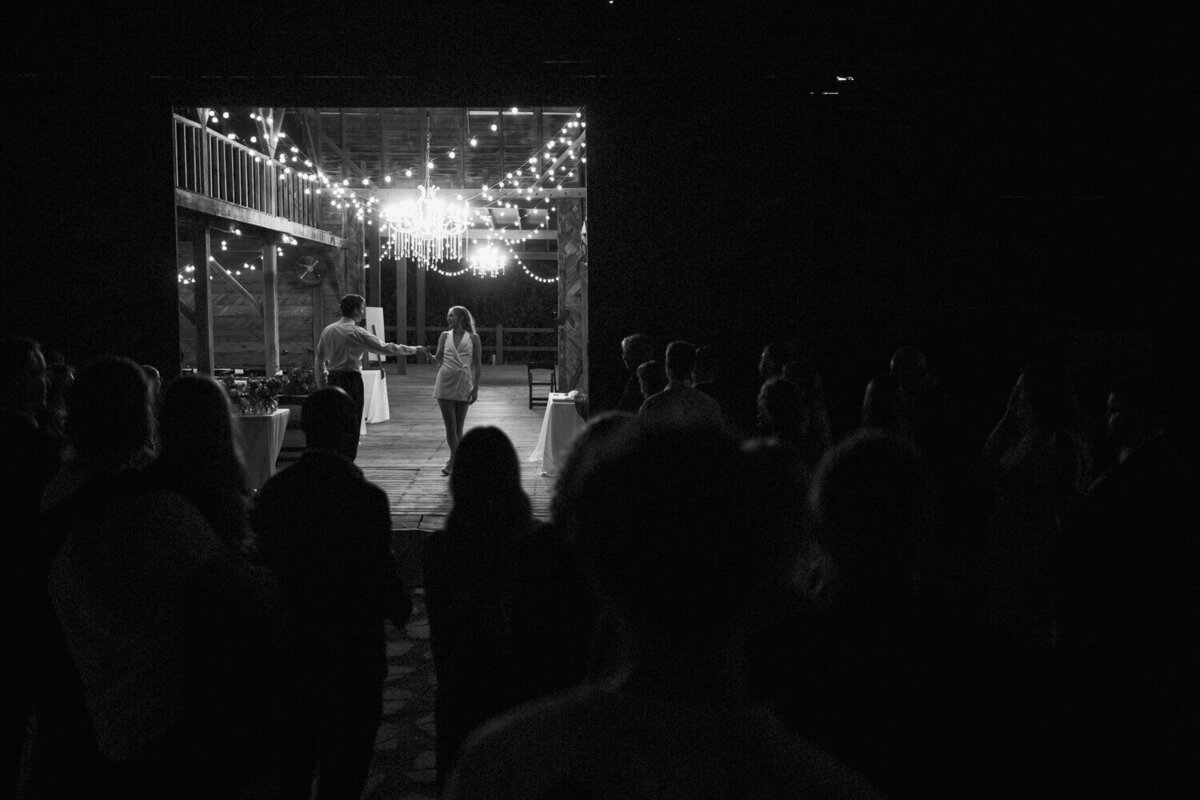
177;222;363;372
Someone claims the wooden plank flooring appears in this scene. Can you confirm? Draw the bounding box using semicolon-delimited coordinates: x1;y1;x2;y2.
355;365;559;531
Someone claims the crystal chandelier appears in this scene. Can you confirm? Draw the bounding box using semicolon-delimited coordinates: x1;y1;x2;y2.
385;114;469;269
468;243;507;278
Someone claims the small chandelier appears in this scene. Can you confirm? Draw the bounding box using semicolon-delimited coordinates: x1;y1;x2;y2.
469;243;508;278
385;113;469;269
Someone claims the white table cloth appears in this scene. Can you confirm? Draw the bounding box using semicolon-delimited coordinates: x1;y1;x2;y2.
528;393;587;477
361;369;390;434
239;408;290;491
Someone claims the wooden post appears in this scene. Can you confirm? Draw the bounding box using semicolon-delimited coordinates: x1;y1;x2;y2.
311;284;324;372
556;199;588;392
395;257;408;374
191;222;215;374
367;210;381;307
262;234;280;376
496;323;504;365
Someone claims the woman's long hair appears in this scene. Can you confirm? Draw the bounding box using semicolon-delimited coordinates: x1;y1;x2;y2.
156;374;251;547
449;305;477;335
447;426;531;547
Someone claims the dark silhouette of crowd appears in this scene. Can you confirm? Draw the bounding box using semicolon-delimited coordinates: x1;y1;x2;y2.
9;330;1198;798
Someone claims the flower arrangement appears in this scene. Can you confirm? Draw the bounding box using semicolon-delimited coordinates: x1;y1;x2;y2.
222;376;282;415
278;364;318;398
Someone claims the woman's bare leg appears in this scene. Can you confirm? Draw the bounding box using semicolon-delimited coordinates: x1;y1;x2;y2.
437;399;459;467
453;400;469;444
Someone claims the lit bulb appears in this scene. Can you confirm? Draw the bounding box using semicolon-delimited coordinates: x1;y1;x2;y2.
427;161;434;169
362;178;369;185
405;169;413;177
470;137;478;146
448;150;456;159
250;136;257;143
510;106;518;113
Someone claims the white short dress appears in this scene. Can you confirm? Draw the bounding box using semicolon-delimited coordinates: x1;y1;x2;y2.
433;331;475;401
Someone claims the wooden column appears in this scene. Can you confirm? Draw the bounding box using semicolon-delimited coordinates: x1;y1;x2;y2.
416;260;426;347
311;284;324;373
556;199;587;392
261;234;280;375
191;222;215;374
394;257;408;374
366;214;381;307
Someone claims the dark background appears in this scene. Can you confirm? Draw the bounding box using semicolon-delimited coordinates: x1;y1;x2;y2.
2;2;1190;454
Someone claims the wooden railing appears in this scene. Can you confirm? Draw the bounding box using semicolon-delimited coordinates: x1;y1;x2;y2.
387;324;556;364
173;113;322;228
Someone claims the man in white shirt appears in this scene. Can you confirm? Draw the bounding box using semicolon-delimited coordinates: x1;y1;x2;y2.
316;293;427;460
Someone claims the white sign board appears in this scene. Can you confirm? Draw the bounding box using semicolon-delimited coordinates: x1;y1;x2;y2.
364;306;386;365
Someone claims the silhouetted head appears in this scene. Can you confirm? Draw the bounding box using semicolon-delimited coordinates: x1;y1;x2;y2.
0;335;47;418
758;340;794;380
692;345;720;383
141;364;162;399
862;373;908;434
757;377;807;441
67;356;154;472
637;360;667;399
1015;361;1077;435
664;341;696;383
560;419;778;638
552;411;637;528
621;333;654;371
159;374;246;473
890;345;931;393
810;430;930;596
339;293;366;320
302;387;356;457
1107;374;1168;453
448;426;530;536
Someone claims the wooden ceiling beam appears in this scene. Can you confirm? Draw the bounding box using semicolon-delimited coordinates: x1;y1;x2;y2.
303;107;373;184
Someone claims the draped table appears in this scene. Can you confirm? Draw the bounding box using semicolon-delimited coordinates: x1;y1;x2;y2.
528;393;587;477
239;408;290;491
361;369;390;434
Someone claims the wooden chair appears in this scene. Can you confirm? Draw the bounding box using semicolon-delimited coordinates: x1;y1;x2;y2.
528;361;556;408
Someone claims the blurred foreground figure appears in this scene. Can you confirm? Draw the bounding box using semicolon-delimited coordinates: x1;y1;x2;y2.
446;419;881;800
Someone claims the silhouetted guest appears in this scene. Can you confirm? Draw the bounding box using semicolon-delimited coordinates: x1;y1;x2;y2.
618;333;655;413
772;431;1006;797
861;373;911;438
693;344;756;434
144;374;281;792
981;361;1086;650
35;361;73;449
758;339;795;382
1058;374;1199;793
446;420;882;799
251;387;412;800
782;354;834;457
890;345;956;471
2;335;60;797
147;374;253;551
549;411;637;684
46;357;256;799
424;426;597;789
753;377;816;473
635;358;667;401
639;341;722;427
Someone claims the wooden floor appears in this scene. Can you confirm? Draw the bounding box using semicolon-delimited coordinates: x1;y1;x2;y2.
355;364;559;531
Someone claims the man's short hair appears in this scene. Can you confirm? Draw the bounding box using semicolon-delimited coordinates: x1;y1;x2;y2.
664;341;696;381
339;294;366;318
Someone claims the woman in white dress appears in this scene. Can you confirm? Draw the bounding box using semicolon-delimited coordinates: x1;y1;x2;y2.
432;306;483;475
